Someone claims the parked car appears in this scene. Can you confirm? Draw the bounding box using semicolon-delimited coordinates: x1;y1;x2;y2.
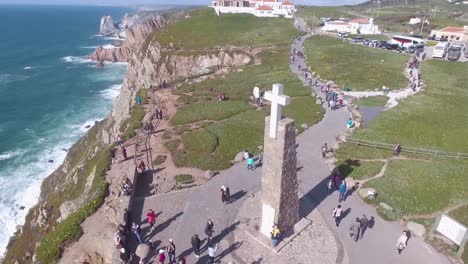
385;43;402;51
378;41;389;49
464;44;468;58
408;44;425;54
447;43;464;61
337;32;349;38
352;36;364;43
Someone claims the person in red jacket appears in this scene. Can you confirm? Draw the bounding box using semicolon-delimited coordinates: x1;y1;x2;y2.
146;209;156;232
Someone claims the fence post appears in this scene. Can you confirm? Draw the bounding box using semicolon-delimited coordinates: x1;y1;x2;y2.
457;152;460;160
435;151;438;158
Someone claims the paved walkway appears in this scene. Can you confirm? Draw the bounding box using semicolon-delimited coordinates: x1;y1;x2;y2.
292;31;450;264
132;33;450;264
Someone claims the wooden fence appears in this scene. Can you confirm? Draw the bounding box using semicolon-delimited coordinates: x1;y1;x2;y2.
347;138;468;160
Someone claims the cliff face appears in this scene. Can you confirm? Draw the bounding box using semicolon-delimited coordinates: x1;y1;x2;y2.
99;16;119;36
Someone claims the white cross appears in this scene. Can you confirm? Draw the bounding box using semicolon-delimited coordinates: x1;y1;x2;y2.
264;83;291;139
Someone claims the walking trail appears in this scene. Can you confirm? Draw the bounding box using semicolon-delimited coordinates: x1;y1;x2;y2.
130;32;451;264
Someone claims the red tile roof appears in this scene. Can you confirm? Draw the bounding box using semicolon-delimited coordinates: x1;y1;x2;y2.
438;27;465;33
350;18;370;24
282;1;294;5
256;5;273;10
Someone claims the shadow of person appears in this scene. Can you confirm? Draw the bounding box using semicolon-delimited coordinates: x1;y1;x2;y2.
369;216;375;229
212;221;241;244
340;208;352;220
230;190;247;203
216;241;243;261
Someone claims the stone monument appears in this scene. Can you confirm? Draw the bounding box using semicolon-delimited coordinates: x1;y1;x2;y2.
260;83;299;237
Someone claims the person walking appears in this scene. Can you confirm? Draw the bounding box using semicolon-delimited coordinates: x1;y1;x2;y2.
119;247;131;264
270;225;281;247
122;146;127;161
111;148;118;164
332;204;343;227
360;214;369;239
349;218;361;243
220;186;231;204
327;177;333;195
321;143;328;158
338;181;347;202
243;150;250;160
191;234;201;258
131;222;142;244
208;243;218;264
117;134;123;147
396;231;409;255
394;143;402;155
146;209;156;232
166;238;176;264
247;157;254;170
158;249;166;264
205;219;215;243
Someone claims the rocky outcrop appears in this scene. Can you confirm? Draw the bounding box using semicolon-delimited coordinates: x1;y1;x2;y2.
88;44;133;62
99;16;119;36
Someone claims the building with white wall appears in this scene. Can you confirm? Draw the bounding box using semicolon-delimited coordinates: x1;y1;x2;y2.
322;18;381;35
211;0;296;18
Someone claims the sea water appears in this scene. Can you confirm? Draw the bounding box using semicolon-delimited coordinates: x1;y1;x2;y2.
0;5;130;255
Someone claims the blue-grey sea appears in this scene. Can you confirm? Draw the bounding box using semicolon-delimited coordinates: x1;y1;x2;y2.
0;5;130;254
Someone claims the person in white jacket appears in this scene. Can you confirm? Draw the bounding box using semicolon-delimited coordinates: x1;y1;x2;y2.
208;243;218;263
396;231;409;255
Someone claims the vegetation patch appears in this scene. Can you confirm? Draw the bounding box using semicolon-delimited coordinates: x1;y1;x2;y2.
175;174;193;183
150;8;301;50
165;139;181;153
355;96;389;107
336;159;384;180
153;155;167;166
120;91;146;140
449;205;468;226
171;101;254;125
283;96;325;131
304;35;408;91
182;129;218;154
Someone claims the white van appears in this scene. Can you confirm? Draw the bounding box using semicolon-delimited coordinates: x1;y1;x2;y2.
432;42;450;59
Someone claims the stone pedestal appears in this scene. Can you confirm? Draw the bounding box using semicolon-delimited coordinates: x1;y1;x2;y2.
260;116;299;236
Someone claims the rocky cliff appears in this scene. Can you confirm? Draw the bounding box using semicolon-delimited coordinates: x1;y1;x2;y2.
99;16;119;36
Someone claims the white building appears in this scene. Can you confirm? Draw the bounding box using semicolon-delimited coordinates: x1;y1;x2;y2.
322;18;381;35
408;17;430;25
210;0;296;18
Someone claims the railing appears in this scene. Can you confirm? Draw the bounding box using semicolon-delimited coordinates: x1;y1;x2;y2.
347;138;468;160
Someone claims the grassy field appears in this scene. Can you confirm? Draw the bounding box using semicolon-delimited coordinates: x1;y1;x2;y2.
336;60;468;222
297;6;357;28
355;95;389;107
336;159;384;180
304;35;409;91
149;8;300;50
155;9;324;170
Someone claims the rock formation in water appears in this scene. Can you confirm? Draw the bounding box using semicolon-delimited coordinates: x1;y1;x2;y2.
99;16;119;36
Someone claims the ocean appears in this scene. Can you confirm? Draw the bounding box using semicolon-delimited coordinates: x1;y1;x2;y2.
0;5;130;255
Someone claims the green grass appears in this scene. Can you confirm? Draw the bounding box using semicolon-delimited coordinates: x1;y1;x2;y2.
283;96;325;131
356;96;389;107
182;129;218;154
150;8;301;50
449;205;468;226
171;101;254;125
364;159;467;215
153;155;167;166
304;35;408;91
336;159;384;180
136;89;150;104
175;174;193;183
120;90;147;140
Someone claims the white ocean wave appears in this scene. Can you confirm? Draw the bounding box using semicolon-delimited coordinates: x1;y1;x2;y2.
0;150;24;161
102;44;116;49
0;73;30;86
100;84;122;101
61;56;93;64
23;66;32;70
80;46;97;49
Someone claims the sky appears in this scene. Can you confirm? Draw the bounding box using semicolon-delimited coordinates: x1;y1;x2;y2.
0;0;369;6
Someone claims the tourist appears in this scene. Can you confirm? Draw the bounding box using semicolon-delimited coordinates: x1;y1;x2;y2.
257;152;263;167
208;243;218;264
148;122;154;133
136;95;142;105
191;234;201;258
220;185;231;204
349;218;361;243
158;109;164;120
271;225;281;247
117;134;123;147
332;173;340;189
138;160;146;173
346;118;354;129
247;157;255;170
158;249;166;264
119;247;131;264
332;204;343;227
243;150;250;160
131;222;142;244
111;148;118;164
205;219;215;242
122;178;132;196
396;231;409;255
321;143;328;158
122;146;127;160
330;99;336;111
360;214;369;239
146;209;157;232
327;177;333;195
394;143;402;155
166;238;176;264
339;181;347;202
155;108;160;120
